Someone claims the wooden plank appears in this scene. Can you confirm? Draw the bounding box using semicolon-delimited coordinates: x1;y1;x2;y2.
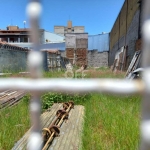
12;104;84;150
12;104;62;150
48;105;84;150
125;50;141;76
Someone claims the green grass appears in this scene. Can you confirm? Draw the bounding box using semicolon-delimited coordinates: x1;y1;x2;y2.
78;69;140;150
83;68;125;79
41;68;140;150
0;69;141;150
80;94;140;150
43;70;65;78
0;96;30;150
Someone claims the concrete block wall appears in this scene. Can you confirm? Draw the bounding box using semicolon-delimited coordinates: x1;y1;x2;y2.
0;49;28;72
110;0;139;51
88;50;108;67
60;50;108;68
60;51;66;57
126;10;140;65
109;10;140;67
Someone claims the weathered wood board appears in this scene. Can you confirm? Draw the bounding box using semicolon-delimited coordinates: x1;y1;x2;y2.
12;103;84;150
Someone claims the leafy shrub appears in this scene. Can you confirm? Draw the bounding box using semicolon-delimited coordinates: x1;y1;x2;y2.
23;94;30;104
41;92;91;111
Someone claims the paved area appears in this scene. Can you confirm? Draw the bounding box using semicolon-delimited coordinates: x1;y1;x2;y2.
12;103;84;150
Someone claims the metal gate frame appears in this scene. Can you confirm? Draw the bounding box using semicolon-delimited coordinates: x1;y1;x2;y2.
0;0;150;149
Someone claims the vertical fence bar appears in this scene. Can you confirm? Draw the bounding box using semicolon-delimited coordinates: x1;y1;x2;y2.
26;0;43;149
141;0;150;149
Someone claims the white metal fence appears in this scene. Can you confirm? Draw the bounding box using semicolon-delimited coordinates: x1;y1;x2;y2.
1;0;150;149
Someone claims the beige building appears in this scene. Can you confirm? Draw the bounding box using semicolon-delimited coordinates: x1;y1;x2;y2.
54;21;85;36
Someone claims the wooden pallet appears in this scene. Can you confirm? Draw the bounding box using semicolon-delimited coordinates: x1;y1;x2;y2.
12;103;84;150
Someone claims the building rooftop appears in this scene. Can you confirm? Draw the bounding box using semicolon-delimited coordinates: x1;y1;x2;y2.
41;42;66;51
41;49;60;54
0;41;30;51
0;26;44;33
0;29;44;32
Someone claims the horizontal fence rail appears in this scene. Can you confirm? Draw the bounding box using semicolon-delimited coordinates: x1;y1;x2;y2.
0;78;144;94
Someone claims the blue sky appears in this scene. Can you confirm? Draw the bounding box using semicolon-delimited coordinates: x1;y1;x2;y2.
0;0;124;35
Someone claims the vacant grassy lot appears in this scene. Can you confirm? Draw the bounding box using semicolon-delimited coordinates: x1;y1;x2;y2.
81;94;140;150
0;96;30;150
0;68;140;150
80;69;140;150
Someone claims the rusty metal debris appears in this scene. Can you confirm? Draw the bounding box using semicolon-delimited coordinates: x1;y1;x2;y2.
42;101;74;150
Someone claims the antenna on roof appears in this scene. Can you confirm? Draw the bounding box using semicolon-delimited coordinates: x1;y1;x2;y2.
23;21;26;29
